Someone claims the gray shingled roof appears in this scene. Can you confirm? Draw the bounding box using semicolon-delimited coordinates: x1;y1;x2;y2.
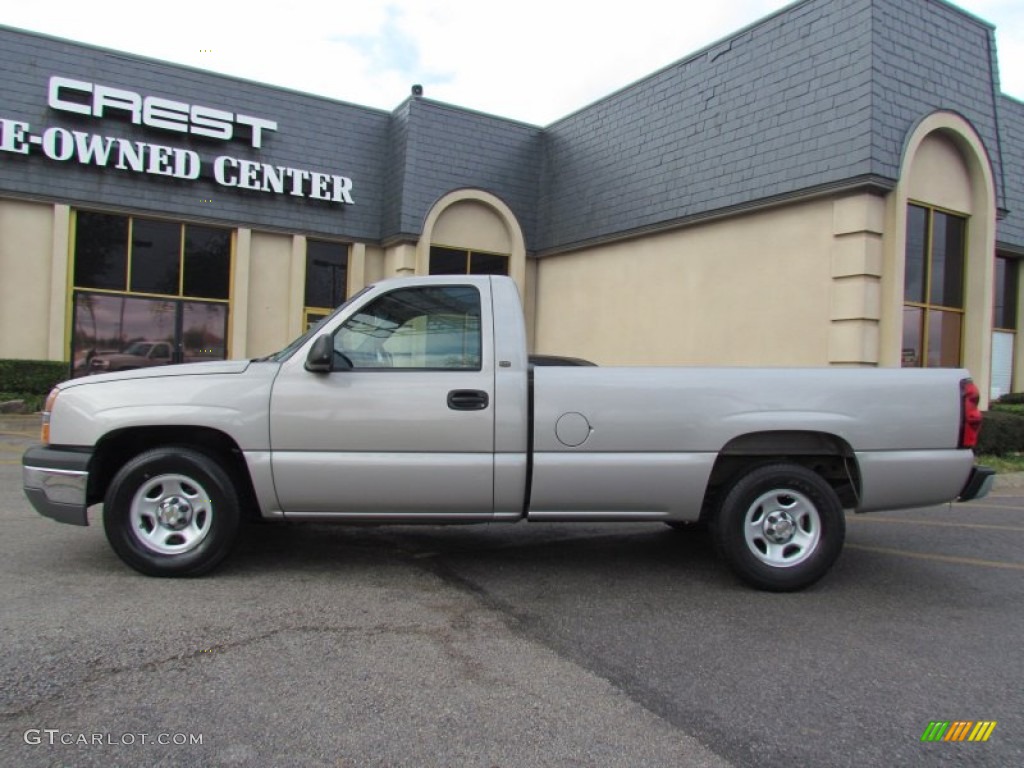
384;99;542;246
535;0;1008;253
998;96;1024;252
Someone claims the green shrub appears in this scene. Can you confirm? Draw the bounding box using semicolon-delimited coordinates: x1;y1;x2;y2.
991;403;1024;415
0;359;69;395
994;392;1024;405
976;409;1024;456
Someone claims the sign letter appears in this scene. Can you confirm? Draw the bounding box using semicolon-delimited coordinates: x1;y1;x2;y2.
42;127;74;161
143;98;190;133
93;85;142;123
0;120;31;154
235;114;278;148
48;76;92;115
214;155;239;186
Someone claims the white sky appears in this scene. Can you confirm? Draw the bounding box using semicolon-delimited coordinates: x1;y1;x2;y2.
2;0;1021;125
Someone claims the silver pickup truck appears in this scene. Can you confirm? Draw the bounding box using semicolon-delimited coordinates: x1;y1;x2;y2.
23;275;993;590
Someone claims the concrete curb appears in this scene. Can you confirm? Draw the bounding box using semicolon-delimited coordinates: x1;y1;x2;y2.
992;471;1024;491
0;413;41;435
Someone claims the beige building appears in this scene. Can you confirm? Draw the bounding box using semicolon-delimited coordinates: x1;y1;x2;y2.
1;0;1022;406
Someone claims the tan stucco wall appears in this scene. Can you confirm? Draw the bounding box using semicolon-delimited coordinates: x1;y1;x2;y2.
533;199;840;366
524;257;538;350
0;198;61;361
363;245;386;285
829;195;886;366
430;200;512;254
243;231;294;358
907;134;973;213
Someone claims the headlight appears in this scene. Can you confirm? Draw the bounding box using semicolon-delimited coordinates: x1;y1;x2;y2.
41;388;59;445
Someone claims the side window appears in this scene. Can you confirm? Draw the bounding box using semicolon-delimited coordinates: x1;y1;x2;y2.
334;286;482;370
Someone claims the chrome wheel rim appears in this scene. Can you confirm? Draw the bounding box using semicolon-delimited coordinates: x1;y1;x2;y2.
129;474;213;555
743;489;821;568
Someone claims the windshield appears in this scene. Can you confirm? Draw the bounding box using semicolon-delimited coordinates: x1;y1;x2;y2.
259;287;372;363
123;342;154;355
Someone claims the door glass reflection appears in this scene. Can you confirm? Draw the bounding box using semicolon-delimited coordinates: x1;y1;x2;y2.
182;301;228;363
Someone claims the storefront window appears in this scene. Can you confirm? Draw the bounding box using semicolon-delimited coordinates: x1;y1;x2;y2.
992;256;1019;398
429;246;509;276
130;218;181;295
994;257;1018;331
303;239;349;330
902;204;966;368
183;226;232;300
74;212;128;291
70;211;231;377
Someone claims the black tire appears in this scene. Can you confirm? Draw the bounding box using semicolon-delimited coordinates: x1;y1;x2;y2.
711;463;845;592
103;446;242;577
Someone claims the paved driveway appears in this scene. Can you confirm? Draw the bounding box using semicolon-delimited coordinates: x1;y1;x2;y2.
2;414;1021;766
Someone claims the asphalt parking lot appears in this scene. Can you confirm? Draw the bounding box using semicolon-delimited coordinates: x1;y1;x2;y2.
1;414;1021;767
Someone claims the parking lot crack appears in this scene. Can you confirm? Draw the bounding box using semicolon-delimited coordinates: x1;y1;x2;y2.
0;622;442;720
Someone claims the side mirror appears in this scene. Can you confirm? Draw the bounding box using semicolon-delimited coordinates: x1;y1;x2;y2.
305;335;335;373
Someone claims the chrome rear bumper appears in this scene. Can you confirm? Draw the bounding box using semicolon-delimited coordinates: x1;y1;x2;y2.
958;465;996;502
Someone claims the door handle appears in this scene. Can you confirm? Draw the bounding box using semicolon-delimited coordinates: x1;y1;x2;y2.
447;389;489;411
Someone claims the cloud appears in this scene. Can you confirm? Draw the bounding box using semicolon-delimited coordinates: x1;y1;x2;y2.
1;0;1020;124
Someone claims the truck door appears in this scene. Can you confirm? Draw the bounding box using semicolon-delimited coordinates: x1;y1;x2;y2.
269;283;495;518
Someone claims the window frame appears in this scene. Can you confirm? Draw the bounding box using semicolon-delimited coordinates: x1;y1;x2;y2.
428;244;510;276
994;256;1019;333
71;210;233;303
303;238;351;325
68;210;233;376
992;255;1020;398
331;285;484;372
901;202;969;368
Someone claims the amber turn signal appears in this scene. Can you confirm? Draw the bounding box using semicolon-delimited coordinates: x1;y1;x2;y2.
40;388;59;445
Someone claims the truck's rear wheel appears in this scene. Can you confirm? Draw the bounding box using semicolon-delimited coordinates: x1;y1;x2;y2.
712;463;845;591
103;447;241;577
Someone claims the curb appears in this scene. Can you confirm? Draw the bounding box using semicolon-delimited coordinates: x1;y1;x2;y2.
0;414;41;434
992;471;1024;491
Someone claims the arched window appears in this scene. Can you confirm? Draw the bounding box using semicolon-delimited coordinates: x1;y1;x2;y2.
901;203;967;367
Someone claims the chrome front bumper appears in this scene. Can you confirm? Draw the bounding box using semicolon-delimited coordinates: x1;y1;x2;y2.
22;446;91;526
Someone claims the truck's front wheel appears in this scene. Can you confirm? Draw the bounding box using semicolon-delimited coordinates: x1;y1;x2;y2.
712;464;845;591
103;447;241;577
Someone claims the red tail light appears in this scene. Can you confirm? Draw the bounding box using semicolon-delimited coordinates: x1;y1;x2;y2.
959;379;982;449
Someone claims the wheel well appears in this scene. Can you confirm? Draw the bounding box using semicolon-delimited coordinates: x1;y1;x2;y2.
88;426;262;519
702;431;861;516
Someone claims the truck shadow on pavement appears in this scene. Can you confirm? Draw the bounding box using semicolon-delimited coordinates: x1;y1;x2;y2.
223;519;971;599
43;511;950;597
224;521;728;584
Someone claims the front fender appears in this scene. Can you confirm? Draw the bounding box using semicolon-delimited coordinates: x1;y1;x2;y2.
48;365;279;450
